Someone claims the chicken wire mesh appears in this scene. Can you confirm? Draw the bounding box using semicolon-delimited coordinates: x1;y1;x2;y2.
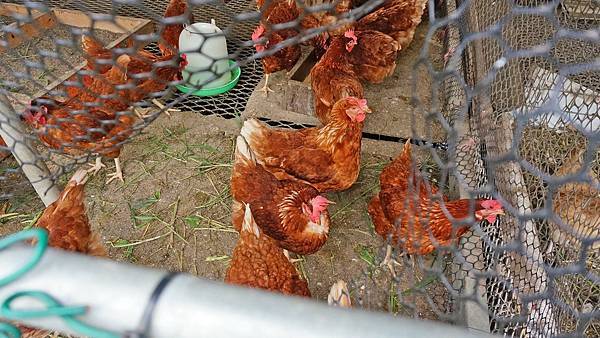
431;0;599;336
0;0;597;337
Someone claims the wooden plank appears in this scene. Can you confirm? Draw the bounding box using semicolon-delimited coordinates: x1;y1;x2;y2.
0;3;153;52
51;8;154;33
0;3;36;16
0;10;57;51
33;18;154;99
0;4;152;33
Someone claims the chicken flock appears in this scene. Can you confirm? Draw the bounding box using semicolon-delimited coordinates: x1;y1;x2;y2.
5;0;517;334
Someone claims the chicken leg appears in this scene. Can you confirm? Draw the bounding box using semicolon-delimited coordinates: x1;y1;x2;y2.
258;74;274;96
283;249;303;263
381;244;401;278
106;158;124;184
133;107;152;120
87;157;106;176
152;99;180;117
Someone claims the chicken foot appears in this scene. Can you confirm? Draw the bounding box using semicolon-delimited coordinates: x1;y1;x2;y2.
258;74;274;96
106;158;124;184
152;99;181;117
381;244;402;279
133;107;152;120
283;249;303;263
87;157;106;176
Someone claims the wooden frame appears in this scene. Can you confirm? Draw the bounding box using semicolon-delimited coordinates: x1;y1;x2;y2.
0;3;154;96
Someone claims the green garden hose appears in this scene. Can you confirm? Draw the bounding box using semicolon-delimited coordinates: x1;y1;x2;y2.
0;229;120;338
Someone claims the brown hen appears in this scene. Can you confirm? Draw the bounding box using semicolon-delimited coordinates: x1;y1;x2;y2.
225;203;311;297
22;55;135;183
367;140;505;275
61;0;189;108
252;0;328;95
240;97;371;192
36;169;106;256
310;33;363;124
343;30;399;84
355;0;428;49
551;147;600;251
19;169;106;338
78;0;191;73
78;0;190;109
25;0;190;183
310;29;397;123
231;135;332;255
252;0;302;96
0;136;9;161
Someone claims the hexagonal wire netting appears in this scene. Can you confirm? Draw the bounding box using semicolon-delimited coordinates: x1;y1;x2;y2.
434;0;599;336
0;0;598;337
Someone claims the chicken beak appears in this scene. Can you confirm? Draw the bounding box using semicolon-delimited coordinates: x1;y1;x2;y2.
362;106;372;114
319;196;335;205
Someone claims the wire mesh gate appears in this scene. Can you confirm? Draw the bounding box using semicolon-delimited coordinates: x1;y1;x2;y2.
0;0;598;337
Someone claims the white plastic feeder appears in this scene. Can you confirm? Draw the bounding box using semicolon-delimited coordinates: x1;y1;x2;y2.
179;19;232;89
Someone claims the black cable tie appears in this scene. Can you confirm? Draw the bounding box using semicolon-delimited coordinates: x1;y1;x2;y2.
123;272;180;338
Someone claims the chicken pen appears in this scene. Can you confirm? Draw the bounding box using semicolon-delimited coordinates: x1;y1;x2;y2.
0;0;598;337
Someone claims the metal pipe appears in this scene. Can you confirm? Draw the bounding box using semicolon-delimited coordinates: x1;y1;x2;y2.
0;93;60;206
0;245;497;338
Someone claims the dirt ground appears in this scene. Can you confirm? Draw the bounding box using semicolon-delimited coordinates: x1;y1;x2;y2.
0;111;449;315
0;15;454;333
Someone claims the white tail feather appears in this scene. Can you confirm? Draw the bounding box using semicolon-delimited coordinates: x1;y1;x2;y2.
60;168;88;201
235;135;255;164
242;203;260;238
70;168;89;186
240;119;263;147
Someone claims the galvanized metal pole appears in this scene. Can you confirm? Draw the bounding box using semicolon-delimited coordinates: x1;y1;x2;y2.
0;244;498;338
0;93;59;206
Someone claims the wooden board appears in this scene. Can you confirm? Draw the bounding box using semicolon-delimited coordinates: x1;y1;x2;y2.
0;3;154;51
0;3;155;98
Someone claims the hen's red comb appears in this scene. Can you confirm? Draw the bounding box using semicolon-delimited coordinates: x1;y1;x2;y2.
344;29;356;40
481;199;502;210
344;29;358;52
252;25;265;41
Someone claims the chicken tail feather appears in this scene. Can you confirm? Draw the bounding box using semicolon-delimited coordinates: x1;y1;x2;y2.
159;0;192;55
59;168;89;202
240;119;263;150
242;203;261;238
70;168;89;186
81;34;108;57
235;135;256;165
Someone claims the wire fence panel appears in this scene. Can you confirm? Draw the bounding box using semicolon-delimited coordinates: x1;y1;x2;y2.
0;0;598;337
427;0;599;336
